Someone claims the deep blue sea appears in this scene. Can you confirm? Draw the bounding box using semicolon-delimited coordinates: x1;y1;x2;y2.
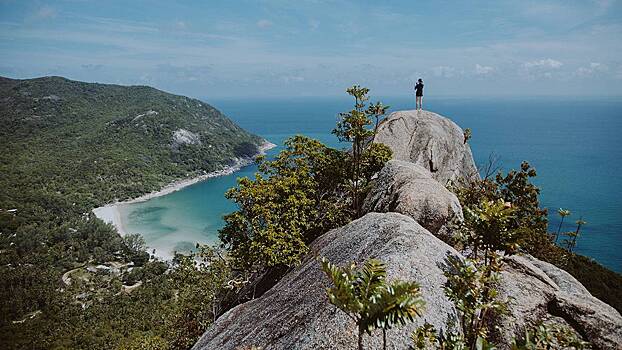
121;96;622;272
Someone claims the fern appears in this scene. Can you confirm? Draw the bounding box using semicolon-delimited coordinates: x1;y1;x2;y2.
321;257;425;350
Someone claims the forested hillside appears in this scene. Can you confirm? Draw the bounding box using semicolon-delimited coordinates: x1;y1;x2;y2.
0;76;264;349
0;76;264;206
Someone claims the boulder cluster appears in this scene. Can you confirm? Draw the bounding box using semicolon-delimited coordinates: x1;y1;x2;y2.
193;110;621;350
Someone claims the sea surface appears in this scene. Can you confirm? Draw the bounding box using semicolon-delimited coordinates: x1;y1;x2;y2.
120;96;622;272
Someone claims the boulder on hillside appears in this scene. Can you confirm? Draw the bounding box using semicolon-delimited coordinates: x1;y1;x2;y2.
193;213;622;349
363;160;463;235
193;213;463;350
496;255;622;349
374;110;478;185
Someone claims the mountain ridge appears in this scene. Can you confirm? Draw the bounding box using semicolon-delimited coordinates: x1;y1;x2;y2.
0;75;266;206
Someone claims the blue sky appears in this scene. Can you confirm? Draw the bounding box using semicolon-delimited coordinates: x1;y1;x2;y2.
1;0;621;98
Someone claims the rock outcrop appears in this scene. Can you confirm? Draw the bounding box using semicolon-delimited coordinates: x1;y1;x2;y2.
172;128;201;146
363;160;463;235
193;110;621;349
193;213;463;350
194;213;622;350
373;110;478;185
496;255;622;349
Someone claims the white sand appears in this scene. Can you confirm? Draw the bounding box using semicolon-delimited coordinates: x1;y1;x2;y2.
92;204;128;235
92;140;276;237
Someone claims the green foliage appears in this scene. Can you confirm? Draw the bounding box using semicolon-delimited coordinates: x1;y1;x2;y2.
0;76;261;349
450;160;622;314
219;136;351;272
451;162;558;264
554;208;571;243
166;246;231;349
460;199;518;263
220;87;391;273
321;257;425;350
122;233;149;266
411;322;439;349
511;323;590;349
410;255;506;350
562;218;587;253
333;85;391;217
444;254;506;348
464;128;472;144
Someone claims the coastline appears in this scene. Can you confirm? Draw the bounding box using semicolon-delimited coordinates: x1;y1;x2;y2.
92;140;277;236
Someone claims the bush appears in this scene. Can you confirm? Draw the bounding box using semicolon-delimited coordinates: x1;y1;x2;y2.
219;136;351;272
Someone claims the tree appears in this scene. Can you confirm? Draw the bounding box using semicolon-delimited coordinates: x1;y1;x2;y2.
123;233;149;266
367;101;390;136
167;245;231;348
412;255;506;350
460;199;518;265
443;255;506;349
220;136;350;272
451;161;555;263
511;323;589;349
555;208;571;243
321;257;425;350
333;85;391;217
220;99;391;274
564;218;586;253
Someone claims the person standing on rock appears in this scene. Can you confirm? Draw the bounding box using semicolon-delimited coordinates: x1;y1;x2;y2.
415;78;424;110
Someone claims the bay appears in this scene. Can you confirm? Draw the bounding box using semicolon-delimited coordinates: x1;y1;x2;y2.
120;96;622;272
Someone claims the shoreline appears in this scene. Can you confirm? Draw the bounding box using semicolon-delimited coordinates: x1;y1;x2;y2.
92;139;276;237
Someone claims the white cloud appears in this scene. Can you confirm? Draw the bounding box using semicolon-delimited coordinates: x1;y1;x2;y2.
576;62;608;76
256;19;273;29
475;64;494;75
523;58;563;69
432;66;456;78
281;75;305;83
174;21;188;30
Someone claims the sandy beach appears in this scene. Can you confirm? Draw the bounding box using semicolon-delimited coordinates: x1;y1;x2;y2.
92;204;128;235
92;140;276;236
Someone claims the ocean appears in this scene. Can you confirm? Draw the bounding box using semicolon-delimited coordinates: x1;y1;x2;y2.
119;96;622;272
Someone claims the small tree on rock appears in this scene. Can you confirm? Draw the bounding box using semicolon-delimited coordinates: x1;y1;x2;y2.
333;85;391;217
321;257;425;350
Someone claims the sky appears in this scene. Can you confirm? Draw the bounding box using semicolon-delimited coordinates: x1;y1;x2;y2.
1;0;621;98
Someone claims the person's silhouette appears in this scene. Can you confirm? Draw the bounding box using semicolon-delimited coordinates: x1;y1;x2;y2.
414;78;424;110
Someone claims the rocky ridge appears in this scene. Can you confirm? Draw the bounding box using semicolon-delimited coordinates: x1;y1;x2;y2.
193;110;621;350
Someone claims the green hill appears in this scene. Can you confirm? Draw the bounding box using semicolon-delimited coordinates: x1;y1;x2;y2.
0;76;265;349
0;76;265;206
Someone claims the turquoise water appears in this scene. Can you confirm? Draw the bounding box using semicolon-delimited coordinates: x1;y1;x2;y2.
122;96;622;272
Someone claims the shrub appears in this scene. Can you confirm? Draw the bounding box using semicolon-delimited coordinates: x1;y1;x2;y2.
321;257;425;350
219;136;351;272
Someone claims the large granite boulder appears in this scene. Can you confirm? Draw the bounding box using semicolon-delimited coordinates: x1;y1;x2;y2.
193;109;621;349
193;213;622;349
193;213;462;350
363;160;463;235
496;255;622;349
374;110;478;185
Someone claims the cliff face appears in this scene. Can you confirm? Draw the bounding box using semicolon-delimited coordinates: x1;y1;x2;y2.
193;110;621;349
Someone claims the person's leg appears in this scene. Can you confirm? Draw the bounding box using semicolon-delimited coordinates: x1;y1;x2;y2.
420;96;423;110
416;96;421;110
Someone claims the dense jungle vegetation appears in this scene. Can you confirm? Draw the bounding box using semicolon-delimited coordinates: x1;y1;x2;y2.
0;76;262;349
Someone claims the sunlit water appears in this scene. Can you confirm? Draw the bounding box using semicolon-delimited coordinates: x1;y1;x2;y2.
121;96;622;272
